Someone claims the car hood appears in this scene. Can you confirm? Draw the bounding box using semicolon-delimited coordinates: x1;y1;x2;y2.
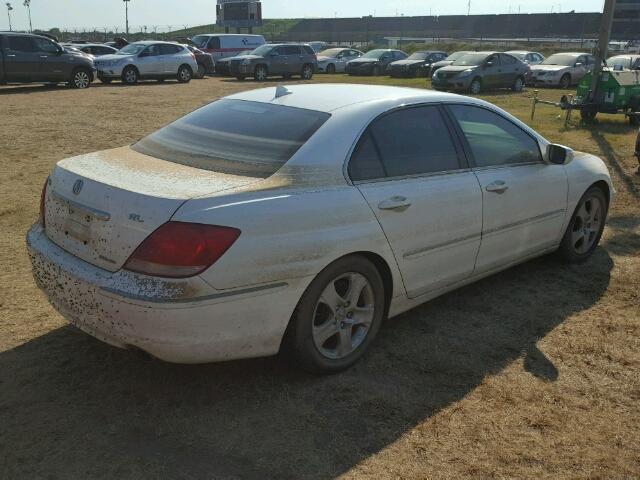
432;60;454;68
316;55;335;62
349;57;380;64
437;65;480;73
391;59;424;66
232;54;262;61
94;54;133;63
531;65;570;72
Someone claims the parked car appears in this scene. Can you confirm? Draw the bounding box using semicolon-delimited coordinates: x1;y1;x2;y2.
190;34;266;61
0;32;96;88
229;43;317;81
432;52;527;94
184;44;214;78
214;49;253;76
28;84;613;372
346;49;407;76
505;51;546;65
73;43;119;57
389;51;448;78
93;41;198;85
308;41;329;53
529;52;596;88
316;47;363;73
607;54;640;70
429;51;472;77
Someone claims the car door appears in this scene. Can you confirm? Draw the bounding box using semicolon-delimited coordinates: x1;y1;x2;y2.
447;104;568;273
482;54;502;88
349;105;483;299
285;45;303;74
3;35;41;80
34;37;67;81
159;44;181;74
268;47;288;75
137;44;162;76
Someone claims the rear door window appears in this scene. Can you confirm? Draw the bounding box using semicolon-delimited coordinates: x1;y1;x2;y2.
132;100;331;178
7;36;37;52
160;44;182;55
284;46;302;55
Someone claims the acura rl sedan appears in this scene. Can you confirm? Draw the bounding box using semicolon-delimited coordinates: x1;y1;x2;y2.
529;52;596;88
28;84;613;373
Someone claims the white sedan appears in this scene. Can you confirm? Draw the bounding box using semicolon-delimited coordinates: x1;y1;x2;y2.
27;84;613;373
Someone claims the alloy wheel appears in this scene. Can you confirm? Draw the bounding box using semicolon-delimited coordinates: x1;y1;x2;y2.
470;79;482;94
571;195;603;254
73;71;90;89
255;66;267;81
312;272;375;360
302;65;313;80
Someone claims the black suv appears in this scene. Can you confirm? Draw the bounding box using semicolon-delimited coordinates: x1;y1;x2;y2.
229;43;317;81
0;32;96;88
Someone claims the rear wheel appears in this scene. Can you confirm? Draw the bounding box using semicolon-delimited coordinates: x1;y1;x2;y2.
301;64;314;80
558;186;608;263
283;256;386;373
580;110;598;123
254;65;268;81
470;78;482;94
122;66;139;85
559;73;571;89
177;65;192;83
195;62;206;79
70;68;91;89
371;65;380;76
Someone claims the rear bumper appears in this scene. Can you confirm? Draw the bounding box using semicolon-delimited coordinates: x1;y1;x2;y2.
27;224;309;364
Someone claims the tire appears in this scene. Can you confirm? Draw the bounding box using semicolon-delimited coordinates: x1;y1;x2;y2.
236;76;246;81
301;64;314;80
371;65;380;76
177;65;192;83
195;63;206;79
283;255;386;373
629;115;640;126
69;68;91;89
558;186;608;263
512;76;525;92
254;65;268;81
326;64;336;74
580;110;598;123
99;77;112;84
469;78;482;94
559;73;571;89
121;66;139;85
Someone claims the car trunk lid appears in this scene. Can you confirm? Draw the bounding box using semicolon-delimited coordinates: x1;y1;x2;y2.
44;146;260;272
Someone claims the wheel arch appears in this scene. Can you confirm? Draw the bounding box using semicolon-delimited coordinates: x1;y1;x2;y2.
179;63;193;73
590;180;611;206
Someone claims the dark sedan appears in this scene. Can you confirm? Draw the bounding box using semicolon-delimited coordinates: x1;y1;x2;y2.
429;51;473;77
389;51;448;78
346;49;407;76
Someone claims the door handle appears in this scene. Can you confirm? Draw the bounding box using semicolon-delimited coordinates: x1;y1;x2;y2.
485;181;509;194
378;196;412;211
7;54;16;57
40;55;49;58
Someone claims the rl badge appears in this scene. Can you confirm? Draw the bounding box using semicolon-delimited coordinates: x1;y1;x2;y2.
72;179;84;195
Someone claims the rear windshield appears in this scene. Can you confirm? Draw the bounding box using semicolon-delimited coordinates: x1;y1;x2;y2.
132;100;330;178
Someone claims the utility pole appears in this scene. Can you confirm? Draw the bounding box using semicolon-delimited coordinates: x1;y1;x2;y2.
6;2;12;31
588;0;617;101
467;0;471;16
23;0;31;32
123;0;130;35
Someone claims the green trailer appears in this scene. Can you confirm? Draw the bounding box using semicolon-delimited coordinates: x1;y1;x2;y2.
570;68;640;124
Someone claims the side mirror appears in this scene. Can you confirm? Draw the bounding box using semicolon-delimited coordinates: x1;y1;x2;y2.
56;47;64;55
546;144;573;165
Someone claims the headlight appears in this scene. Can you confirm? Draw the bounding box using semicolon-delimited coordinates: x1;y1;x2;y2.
457;68;476;78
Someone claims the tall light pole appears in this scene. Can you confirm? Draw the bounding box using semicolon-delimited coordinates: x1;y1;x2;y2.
6;2;12;31
23;0;31;32
123;0;130;35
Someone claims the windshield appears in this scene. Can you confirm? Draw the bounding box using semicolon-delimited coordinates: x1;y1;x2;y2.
445;51;470;62
608;55;632;68
542;54;579;66
191;35;209;48
408;52;429;60
251;44;274;56
362;50;386;59
452;53;490;66
117;43;147;55
132;100;331;178
319;48;343;57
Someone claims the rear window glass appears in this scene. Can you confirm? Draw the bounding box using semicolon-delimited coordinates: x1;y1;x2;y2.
132;100;330;178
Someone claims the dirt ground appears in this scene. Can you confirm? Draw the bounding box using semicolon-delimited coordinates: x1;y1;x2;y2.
0;76;638;480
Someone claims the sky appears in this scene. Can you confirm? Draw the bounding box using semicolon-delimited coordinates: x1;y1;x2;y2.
2;0;606;32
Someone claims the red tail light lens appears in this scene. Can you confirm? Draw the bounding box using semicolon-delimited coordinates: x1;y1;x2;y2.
124;222;241;278
39;177;49;229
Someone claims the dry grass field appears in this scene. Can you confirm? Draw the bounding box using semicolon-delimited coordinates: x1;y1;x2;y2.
0;75;638;479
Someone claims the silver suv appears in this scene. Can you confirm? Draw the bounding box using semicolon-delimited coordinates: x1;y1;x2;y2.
229;44;317;81
94;41;198;85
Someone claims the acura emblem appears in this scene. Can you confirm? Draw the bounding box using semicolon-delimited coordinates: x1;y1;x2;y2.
72;179;84;195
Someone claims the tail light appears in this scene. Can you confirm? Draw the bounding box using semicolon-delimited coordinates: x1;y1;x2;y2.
39;177;49;229
123;222;241;279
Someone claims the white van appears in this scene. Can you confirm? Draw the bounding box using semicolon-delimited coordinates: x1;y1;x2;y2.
191;34;266;60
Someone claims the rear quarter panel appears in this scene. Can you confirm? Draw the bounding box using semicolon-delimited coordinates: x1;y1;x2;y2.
173;185;404;296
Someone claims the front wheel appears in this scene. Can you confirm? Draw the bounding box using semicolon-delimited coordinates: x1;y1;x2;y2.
254;65;268;81
301;64;314;80
512;76;524;92
283;256;386;373
469;78;482;95
326;64;336;74
558;186;608;263
371;65;380;76
122;66;139;85
70;68;91;89
177;65;192;83
195;63;206;79
559;74;571;89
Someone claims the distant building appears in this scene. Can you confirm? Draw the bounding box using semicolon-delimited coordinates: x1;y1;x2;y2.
613;0;640;40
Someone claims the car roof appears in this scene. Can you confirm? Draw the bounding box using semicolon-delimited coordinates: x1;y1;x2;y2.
225;83;465;113
129;40;180;46
549;52;588;56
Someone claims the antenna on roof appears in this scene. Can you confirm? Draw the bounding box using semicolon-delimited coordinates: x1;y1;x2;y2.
275;85;292;99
